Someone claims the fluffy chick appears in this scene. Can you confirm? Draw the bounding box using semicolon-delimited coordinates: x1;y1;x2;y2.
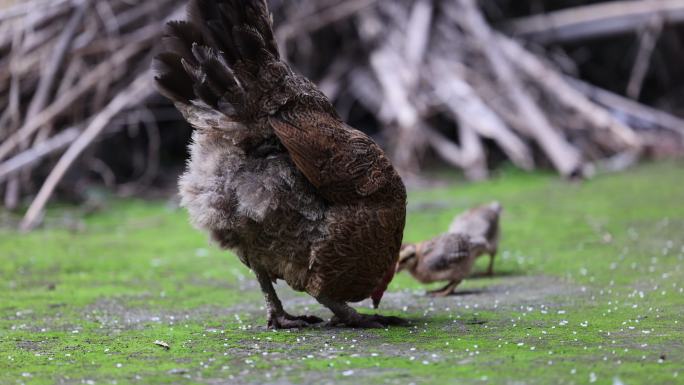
448;201;502;276
397;233;489;297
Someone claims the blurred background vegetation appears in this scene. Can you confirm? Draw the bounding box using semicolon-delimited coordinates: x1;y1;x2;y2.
0;0;683;230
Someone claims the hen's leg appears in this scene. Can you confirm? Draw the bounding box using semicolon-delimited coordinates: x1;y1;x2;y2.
427;280;461;297
254;270;323;329
316;296;407;329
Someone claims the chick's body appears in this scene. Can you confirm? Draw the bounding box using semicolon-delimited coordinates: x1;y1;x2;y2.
448;201;502;276
398;233;487;297
397;202;502;297
401;234;478;283
155;0;406;328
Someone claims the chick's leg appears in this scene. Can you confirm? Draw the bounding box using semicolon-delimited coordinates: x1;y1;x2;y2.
316;296;407;329
254;270;323;329
427;280;461;297
486;249;497;276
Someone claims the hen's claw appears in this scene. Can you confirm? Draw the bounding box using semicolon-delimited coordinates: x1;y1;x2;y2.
268;313;324;329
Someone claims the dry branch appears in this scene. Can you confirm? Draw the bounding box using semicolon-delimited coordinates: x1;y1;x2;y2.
568;78;684;139
276;0;379;43
428;60;534;171
26;1;89;120
20;74;153;231
0;127;81;184
457;0;583;177
626;17;663;100
0;0;184;225
0;40;152;161
495;34;643;151
503;0;684;44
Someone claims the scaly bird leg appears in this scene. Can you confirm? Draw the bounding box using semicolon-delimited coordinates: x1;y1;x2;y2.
316;296;407;329
427;280;461;297
485;248;497;277
254;270;323;329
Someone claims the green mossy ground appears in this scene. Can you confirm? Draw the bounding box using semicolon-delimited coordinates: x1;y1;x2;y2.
1;162;683;385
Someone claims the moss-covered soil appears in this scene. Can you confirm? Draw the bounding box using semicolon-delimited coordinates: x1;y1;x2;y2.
1;162;683;385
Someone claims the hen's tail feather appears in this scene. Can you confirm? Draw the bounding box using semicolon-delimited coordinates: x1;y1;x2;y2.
154;52;195;103
164;21;205;66
187;0;279;68
154;0;280;114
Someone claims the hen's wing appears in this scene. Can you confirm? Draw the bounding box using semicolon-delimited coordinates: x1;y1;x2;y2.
270;110;399;204
154;0;403;207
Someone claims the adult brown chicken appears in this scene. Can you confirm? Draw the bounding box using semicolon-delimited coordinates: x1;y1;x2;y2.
153;0;407;329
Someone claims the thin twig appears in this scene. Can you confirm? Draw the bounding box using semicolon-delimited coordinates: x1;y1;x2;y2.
0;36;156;161
25;1;89;137
627;17;663;100
20;74;153;231
0;127;81;184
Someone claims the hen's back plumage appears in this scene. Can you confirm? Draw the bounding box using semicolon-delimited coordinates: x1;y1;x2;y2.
153;0;406;310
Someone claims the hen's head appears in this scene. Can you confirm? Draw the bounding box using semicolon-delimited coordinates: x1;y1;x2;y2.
371;264;396;309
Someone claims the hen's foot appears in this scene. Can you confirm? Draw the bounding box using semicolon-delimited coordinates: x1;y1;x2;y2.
268;312;324;329
330;313;407;328
317;296;408;329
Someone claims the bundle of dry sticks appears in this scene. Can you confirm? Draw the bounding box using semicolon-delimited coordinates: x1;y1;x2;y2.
1;0;684;229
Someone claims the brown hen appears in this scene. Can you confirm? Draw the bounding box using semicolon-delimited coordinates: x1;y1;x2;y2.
153;0;407;329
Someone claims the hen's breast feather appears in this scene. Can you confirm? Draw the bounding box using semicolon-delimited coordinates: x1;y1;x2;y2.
179;130;328;284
